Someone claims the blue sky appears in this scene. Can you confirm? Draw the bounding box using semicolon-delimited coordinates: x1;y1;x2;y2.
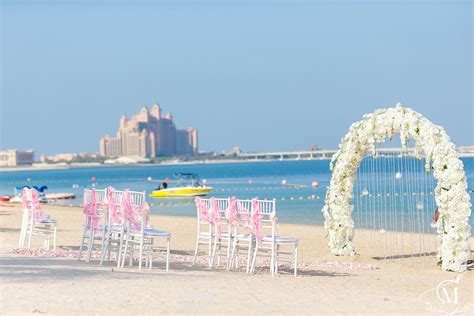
1;0;472;155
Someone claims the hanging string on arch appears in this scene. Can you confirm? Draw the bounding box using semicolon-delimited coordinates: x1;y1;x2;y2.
353;135;439;267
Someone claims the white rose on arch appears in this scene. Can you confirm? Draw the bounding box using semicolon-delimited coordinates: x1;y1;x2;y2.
322;104;472;272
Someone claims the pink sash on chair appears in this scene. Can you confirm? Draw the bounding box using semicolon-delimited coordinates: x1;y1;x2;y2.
22;188;43;224
195;197;209;222
251;198;263;243
209;197;221;238
225;196;238;228
122;189;140;232
83;189;100;232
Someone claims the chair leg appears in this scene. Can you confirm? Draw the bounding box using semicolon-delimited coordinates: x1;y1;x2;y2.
138;237;144;270
250;243;259;273
294;244;298;277
53;226;57;251
210;238;219;268
208;236;212;267
166;237;170;272
19;219;26;248
226;237;232;270
27;225;33;249
192;238;200;265
246;240;253;273
271;242;275;277
86;232;94;263
228;237;238;271
116;233;124;267
78;228;86;260
121;236;129;268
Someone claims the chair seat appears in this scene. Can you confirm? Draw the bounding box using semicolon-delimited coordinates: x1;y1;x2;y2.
143;228;171;237
235;233;252;240
40;217;57;225
262;235;298;244
199;232;214;237
110;224;124;232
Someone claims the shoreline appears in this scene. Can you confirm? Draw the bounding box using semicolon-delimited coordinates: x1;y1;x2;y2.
0;157;332;173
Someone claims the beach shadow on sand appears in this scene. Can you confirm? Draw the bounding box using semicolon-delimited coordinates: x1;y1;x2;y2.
0;255;353;282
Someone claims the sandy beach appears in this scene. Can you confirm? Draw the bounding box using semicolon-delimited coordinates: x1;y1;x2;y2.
0;203;473;315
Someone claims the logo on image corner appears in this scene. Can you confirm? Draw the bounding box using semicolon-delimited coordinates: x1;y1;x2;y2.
419;275;473;315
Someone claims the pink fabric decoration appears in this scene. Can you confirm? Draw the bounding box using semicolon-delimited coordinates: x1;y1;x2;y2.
122;189;140;232
237;201;252;232
251;198;263;243
209;197;221;238
83;189;100;232
225;196;238;228
22;188;43;223
107;186;121;224
195;197;209;222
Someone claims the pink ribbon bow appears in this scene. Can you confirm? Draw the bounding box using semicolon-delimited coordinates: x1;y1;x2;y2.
195;197;209;222
251;198;263;243
140;202;150;227
107;186;121;224
209;197;221;238
237;201;252;232
225;196;238;228
83;189;100;232
122;189;140;232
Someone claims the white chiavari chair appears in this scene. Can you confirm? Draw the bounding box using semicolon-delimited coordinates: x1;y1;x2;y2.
228;198;254;273
20;188;58;251
99;188;126;266
77;188;107;262
209;197;234;268
192;197;214;267
250;198;298;276
120;190;171;271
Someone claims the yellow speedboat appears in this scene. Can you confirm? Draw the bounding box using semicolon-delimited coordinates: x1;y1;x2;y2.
150;186;212;198
150;173;213;198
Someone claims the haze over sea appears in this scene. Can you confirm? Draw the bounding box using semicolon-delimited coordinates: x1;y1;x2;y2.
1;159;473;229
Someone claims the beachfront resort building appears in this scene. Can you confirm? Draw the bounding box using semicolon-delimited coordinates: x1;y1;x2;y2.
99;104;198;158
0;149;35;167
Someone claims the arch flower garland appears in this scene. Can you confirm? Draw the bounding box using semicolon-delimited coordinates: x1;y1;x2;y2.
322;104;472;272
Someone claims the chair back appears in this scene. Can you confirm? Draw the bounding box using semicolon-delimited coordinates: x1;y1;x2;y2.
83;188;107;230
251;198;277;242
122;189;148;233
235;199;253;234
22;188;43;224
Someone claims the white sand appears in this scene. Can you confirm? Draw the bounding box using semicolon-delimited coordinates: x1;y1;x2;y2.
0;203;473;315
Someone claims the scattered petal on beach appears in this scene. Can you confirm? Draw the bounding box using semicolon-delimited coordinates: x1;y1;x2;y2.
0;248;378;271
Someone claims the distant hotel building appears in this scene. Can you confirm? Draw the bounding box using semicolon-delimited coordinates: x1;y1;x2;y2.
99;104;198;158
0;149;35;167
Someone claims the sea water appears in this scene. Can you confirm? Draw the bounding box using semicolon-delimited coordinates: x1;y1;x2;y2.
1;159;473;228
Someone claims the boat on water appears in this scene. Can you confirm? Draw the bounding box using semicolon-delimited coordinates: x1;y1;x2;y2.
45;192;76;200
150;173;212;198
9;185;49;203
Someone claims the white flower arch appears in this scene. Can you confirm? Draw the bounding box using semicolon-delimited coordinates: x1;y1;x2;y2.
322;104;472;272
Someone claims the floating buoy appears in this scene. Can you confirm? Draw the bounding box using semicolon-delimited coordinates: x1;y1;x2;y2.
311;181;319;188
165;177;171;182
91;176;96;181
147;177;152;181
281;180;287;185
27;178;31;182
395;172;402;179
416;202;424;210
362;189;369;196
248;179;253;184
